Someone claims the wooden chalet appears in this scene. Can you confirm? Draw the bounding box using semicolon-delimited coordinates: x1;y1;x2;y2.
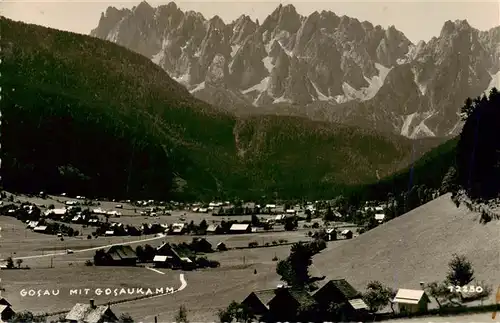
312;279;369;321
229;223;251;234
65;299;118;323
103;245;137;266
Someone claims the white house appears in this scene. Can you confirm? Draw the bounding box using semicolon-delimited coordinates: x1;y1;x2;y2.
393;289;430;314
375;213;385;222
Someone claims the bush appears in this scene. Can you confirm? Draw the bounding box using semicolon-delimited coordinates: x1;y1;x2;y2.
265;242;270;246
272;240;278;245
87;234;92;239
248;241;258;248
85;260;93;266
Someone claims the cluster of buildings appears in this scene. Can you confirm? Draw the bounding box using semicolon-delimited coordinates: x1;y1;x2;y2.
241;279;431;321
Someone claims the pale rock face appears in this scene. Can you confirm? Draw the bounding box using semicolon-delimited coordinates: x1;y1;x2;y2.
91;2;500;139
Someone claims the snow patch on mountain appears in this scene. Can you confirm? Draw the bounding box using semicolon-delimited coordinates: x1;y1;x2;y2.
273;95;293;104
409;112;436;138
242;77;269;94
311;81;334;101
362;63;391;100
262;56;274;73
151;49;165;65
231;45;241;57
190;82;206;93
411;66;427;96
401;112;418;137
411;121;435;138
335;64;392;102
173;72;190;84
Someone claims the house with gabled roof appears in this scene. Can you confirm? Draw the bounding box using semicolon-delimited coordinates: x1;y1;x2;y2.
241;289;276;317
169;223;186;235
155;242;192;269
65;299;118;323
0;298;15;322
267;287;317;321
393;288;430;314
206;224;223;234
312;278;369;321
229;223;251;234
102;245;137;266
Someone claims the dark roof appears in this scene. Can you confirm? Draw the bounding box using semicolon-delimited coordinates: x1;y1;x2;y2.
66;303;117;323
252;289;277;306
0;298;12;307
320;279;360;299
106;245;137;260
288;288;317;308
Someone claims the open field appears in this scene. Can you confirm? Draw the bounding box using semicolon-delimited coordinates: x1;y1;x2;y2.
1;244;294;320
314;194;500;305
1;192;360;321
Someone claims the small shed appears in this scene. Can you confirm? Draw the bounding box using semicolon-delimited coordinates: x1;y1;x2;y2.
33;226;48;233
393;289;430;314
0;304;15;322
206;224;223;234
65;299;118;323
341;229;353;239
325;228;337;241
375;214;385;223
216;242;227;251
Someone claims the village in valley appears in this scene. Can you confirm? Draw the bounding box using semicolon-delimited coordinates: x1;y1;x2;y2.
1;186;497;323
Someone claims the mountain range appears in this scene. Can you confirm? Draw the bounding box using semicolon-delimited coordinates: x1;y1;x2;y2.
90;1;500;139
1;16;442;201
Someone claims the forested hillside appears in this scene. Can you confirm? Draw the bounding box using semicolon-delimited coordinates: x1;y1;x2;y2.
0;17;437;200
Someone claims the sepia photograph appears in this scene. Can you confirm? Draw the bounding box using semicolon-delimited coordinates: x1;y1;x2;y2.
0;0;499;322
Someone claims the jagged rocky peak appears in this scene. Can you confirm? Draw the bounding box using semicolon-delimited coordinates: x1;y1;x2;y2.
133;1;154;15
91;7;130;38
91;1;499;139
231;15;257;44
260;3;302;36
440;19;472;37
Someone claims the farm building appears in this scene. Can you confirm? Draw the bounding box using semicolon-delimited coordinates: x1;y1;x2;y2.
0;304;15;322
169;223;186;235
190;238;212;253
274;214;288;222
392;289;430;314
325;228;337;241
26;221;39;229
229;223;251;234
312;279;369;321
44;208;67;216
241;289;276;317
33;226;48;233
375;214;385;223
155;243;193;269
101;245;137;266
216;242;227;251
105;230;115;236
267;287;317;321
340;229;353;239
206;224;223;234
65;299;118;323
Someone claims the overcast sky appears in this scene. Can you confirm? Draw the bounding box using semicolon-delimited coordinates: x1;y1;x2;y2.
1;0;499;43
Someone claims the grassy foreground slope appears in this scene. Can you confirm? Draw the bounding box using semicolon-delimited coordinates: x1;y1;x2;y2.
1;17;428;200
313;193;500;293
